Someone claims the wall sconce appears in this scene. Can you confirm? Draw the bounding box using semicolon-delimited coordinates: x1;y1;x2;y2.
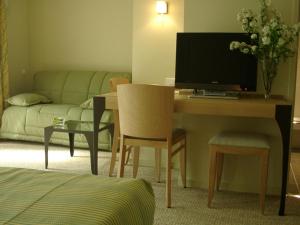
156;1;168;14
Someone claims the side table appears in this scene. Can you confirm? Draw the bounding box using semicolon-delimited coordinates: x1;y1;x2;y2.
44;120;113;174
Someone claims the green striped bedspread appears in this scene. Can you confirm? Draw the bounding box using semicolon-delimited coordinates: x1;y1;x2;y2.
0;167;155;225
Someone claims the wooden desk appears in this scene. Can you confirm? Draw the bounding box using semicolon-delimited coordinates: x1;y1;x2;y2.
93;93;292;216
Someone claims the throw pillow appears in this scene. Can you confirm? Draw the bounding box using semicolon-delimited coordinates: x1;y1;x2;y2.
80;98;93;109
6;93;52;106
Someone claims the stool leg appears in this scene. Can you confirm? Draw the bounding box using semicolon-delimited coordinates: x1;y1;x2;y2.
166;142;172;208
216;153;224;191
260;150;269;214
208;146;217;208
179;136;187;188
155;148;161;183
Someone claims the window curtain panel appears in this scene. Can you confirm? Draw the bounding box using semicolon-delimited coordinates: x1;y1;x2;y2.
0;0;9;118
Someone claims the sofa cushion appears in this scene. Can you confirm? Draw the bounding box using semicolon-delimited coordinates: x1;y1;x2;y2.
83;71;107;99
6;93;51;106
1;106;27;134
61;71;96;105
1;104;112;150
80;98;93;109
99;72;132;94
33;71;131;105
26;104;79;129
2;70;131;150
25;104;111;129
33;71;69;103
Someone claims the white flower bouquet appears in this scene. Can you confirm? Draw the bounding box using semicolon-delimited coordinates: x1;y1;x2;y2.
230;0;300;98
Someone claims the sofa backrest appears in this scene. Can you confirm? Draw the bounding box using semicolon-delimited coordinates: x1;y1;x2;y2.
33;71;132;104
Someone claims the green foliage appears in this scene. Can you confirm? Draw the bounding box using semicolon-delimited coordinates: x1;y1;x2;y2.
230;0;300;95
230;0;300;64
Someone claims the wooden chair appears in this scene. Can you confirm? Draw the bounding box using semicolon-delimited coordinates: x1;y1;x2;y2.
207;131;270;214
109;77;158;178
109;77;131;176
117;84;187;207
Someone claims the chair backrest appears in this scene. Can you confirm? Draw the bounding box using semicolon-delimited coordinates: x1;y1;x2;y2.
117;84;174;139
109;77;130;92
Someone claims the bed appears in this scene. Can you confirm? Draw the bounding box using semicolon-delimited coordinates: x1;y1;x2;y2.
0;167;155;225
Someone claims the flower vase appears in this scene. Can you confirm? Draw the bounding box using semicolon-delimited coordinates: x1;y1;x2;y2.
264;92;271;100
261;59;277;100
263;76;272;100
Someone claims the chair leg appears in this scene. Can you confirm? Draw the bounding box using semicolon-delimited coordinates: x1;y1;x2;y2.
125;147;132;165
155;148;161;183
110;112;120;176
109;129;119;177
117;136;126;178
166;143;172;208
132;147;140;178
216;153;224;191
208;146;217;208
179;137;187;188
260;150;269;214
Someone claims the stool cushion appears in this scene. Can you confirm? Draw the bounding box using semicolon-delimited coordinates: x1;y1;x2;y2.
209;131;270;149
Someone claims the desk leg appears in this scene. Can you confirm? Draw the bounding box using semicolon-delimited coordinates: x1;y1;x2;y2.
44;127;53;169
275;105;292;216
93;96;106;175
69;133;75;157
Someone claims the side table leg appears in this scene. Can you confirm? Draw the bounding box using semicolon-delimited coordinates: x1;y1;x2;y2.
84;133;96;175
275;105;292;216
44;127;53;169
69;133;75;157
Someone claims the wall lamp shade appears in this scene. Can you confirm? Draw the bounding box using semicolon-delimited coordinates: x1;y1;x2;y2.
156;1;168;14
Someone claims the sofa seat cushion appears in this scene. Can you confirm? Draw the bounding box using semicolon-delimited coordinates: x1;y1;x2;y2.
26;104;81;129
1;106;27;134
1;104;112;150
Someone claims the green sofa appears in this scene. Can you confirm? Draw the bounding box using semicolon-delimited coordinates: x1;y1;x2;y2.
0;71;131;150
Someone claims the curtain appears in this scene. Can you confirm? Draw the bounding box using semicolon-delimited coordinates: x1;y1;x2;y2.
0;0;9;117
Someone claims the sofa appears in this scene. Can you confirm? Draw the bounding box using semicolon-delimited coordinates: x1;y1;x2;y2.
0;71;131;150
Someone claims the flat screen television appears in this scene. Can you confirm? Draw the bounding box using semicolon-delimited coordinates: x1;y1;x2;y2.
175;32;258;92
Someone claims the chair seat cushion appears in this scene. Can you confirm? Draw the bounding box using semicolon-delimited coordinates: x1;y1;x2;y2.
209;131;270;149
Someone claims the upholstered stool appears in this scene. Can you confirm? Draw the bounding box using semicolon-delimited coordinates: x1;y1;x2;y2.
207;131;270;213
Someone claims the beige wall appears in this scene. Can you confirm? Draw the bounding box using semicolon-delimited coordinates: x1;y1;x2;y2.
182;0;298;194
296;77;300;118
7;0;31;95
185;0;299;99
28;0;133;77
183;0;298;194
132;0;184;84
295;40;300;118
6;0;299;194
132;0;299;194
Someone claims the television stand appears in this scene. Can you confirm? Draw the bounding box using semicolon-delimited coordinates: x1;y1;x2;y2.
190;90;240;99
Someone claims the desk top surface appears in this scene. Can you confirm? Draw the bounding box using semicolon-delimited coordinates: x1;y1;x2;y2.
99;92;291;119
100;92;290;104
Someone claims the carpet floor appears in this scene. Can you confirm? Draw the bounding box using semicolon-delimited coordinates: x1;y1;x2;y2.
0;141;299;225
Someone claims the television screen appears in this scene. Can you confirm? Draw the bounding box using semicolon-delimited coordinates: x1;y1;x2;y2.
175;32;258;91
